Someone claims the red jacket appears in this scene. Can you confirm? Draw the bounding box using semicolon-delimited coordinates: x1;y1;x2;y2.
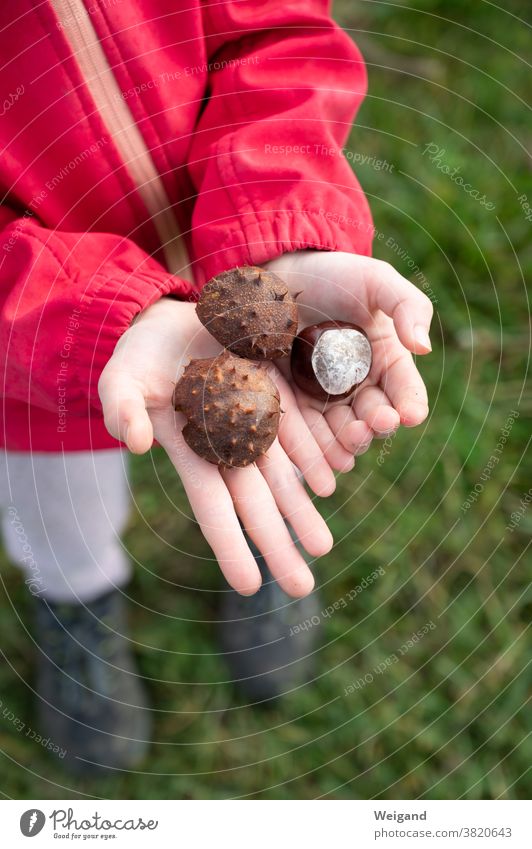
0;0;373;452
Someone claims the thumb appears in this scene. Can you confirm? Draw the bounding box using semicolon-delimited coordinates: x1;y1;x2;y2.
366;260;434;354
98;371;154;454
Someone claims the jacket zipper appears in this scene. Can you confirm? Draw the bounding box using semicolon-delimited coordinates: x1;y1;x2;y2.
49;0;193;283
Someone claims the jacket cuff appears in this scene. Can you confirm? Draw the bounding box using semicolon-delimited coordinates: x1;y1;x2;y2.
74;269;193;412
192;208;374;285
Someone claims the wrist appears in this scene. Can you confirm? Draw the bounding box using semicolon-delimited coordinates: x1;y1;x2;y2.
263;251;311;295
133;294;196;325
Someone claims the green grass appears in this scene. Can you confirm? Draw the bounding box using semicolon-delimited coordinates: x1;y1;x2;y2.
0;0;530;799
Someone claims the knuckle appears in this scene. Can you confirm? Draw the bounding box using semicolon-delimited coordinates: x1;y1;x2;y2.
378;259;394;276
371;258;393;286
416;287;433;313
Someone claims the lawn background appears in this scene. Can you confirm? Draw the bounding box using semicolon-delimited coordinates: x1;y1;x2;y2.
0;0;530;799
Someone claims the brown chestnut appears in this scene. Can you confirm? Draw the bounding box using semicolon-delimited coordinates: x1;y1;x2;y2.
196;266;298;360
173;351;280;467
290;321;372;401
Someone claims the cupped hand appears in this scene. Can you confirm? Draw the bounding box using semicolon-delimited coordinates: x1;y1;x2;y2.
264;251;434;469
98;297;336;597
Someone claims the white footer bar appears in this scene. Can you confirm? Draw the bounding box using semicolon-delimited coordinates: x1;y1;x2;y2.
2;799;528;848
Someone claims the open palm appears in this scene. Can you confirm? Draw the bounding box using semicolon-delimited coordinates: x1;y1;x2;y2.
98;298;337;597
264;250;434;470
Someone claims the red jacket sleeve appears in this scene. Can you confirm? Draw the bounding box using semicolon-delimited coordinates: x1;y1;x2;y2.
188;0;374;283
0;211;193;414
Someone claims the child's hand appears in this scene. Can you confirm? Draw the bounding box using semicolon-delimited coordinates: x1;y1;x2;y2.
264;250;434;469
98;298;335;597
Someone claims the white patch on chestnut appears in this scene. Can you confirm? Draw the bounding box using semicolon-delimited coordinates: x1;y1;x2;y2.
311;328;372;396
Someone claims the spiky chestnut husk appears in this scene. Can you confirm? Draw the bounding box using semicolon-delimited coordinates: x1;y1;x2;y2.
196;266;298;359
290;321;372;402
172;351;280;467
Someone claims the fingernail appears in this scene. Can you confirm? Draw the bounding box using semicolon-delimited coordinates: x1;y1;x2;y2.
414;325;432;351
400;402;429;426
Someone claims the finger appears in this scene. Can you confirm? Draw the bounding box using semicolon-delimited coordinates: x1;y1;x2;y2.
98;371;153;454
352;385;400;437
154;411;262;595
381;349;429;427
273;370;336;496
324;405;373;455
300;406;355;472
256;440;333;558
364;259;434;354
220;464;316;598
